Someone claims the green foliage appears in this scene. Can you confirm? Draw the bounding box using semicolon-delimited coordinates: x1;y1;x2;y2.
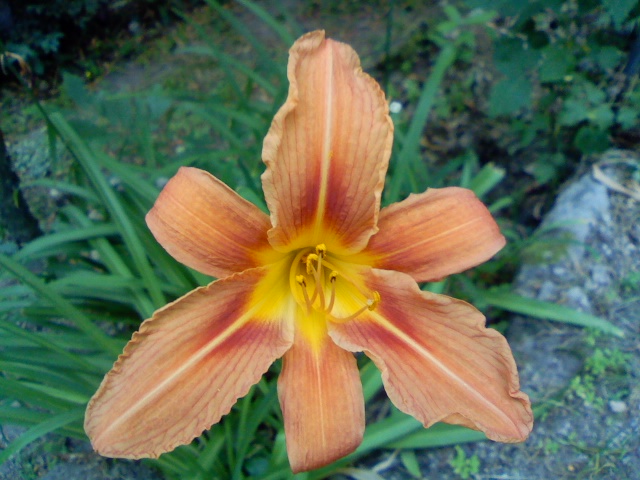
462;0;640;187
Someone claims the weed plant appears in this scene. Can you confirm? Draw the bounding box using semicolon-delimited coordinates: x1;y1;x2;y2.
0;0;631;478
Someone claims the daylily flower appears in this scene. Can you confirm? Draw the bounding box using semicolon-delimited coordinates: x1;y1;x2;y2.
85;30;533;473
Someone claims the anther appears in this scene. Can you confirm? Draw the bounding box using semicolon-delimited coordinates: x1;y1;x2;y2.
326;271;339;313
315;244;327;257
367;291;381;311
305;254;319;275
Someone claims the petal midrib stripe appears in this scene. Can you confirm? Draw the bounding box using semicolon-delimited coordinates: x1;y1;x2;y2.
312;44;334;240
97;298;271;440
369;310;517;429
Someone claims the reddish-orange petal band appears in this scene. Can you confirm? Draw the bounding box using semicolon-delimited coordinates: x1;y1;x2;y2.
262;30;394;255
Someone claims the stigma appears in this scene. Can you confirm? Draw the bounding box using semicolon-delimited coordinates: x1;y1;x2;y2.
292;244;380;322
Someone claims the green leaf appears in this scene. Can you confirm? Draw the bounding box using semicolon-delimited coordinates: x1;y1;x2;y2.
602;0;638;27
14;225;120;261
617;106;639;129
49;113;166;310
574;126;610;154
488;75;532;117
493;38;540;77
589;45;625;71
0;253;121;355
482;289;624;337
587;104;615;130
0;408;85;465
400;450;422;478
539;46;576;83
468;163;505;198
558;98;589;126
386;44;458;202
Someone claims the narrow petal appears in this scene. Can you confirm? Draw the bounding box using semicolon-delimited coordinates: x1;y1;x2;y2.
146;167;278;279
329;269;533;443
278;310;364;473
262;30;393;255
85;267;294;459
359;187;506;282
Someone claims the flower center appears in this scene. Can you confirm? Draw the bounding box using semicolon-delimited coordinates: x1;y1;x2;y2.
290;243;380;322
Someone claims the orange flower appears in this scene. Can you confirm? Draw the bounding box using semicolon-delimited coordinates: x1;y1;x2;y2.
85;30;532;473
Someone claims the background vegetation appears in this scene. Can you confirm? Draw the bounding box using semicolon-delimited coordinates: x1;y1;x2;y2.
1;0;637;478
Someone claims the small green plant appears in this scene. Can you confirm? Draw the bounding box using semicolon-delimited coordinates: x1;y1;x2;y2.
568;374;604;409
567;345;630;409
585;347;631;376
450;445;480;479
541;438;560;455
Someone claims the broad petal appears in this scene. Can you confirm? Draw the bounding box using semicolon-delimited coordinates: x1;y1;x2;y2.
262;30;393;255
85;267;294;458
146;167;277;278
328;269;533;443
278;310;364;473
360;187;506;282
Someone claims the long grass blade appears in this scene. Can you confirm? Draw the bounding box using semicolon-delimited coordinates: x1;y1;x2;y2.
49;113;166;310
0;254;120;355
482;289;624;337
0;408;85;465
386;44;458;202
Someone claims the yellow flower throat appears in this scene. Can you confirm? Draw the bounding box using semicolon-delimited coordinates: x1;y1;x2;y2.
290;244;380;322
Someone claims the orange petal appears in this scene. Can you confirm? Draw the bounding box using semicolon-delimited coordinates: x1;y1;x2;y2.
146;167;277;278
328;269;533;443
262;30;393;255
278;310;364;473
361;187;506;282
85;267;293;459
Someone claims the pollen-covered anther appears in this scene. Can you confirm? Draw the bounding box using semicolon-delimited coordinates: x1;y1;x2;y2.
305;254;319;275
315;243;327;257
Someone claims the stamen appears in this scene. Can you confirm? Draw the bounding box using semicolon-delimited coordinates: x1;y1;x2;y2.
296;275;313;315
292;245;380;322
305;254;319;275
328;290;381;323
315;251;325;308
325;271;339;313
367;291;381;311
330;305;369;323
